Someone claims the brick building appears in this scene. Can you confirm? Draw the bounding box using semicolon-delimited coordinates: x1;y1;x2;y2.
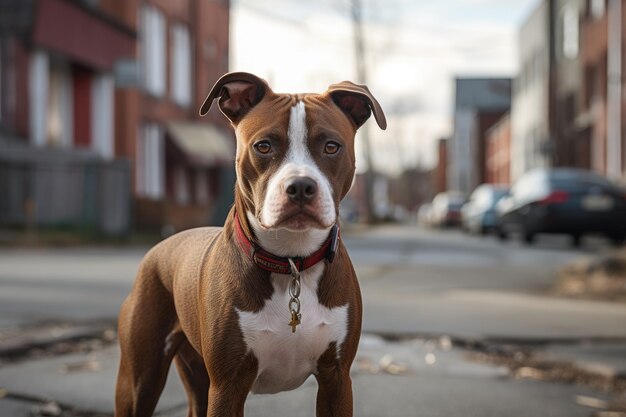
485;112;511;185
102;0;233;232
0;0;135;156
0;0;233;234
579;0;625;180
0;0;136;234
434;138;448;194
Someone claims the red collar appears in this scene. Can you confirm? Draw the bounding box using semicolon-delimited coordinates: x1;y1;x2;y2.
233;211;339;275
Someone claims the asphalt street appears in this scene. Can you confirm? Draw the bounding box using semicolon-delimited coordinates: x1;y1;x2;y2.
0;224;625;416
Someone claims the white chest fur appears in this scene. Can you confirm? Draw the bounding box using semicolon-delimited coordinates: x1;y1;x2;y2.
237;263;348;394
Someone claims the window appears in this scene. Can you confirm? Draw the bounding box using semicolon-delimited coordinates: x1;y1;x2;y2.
195;170;209;204
562;6;579;59
590;0;606;18
30;51;48;146
91;74;114;159
174;166;190;205
0;39;14;127
137;123;165;199
171;24;192;107
47;59;73;147
140;6;166;97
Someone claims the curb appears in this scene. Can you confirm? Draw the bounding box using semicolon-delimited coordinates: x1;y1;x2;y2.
0;322;116;360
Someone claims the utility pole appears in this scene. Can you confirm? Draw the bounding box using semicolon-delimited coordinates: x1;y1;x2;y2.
547;0;558;168
607;0;622;180
351;0;377;224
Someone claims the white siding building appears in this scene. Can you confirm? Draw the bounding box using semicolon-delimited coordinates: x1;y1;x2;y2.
511;1;552;181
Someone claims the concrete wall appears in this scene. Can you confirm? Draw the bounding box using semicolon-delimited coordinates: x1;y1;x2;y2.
449;109;476;194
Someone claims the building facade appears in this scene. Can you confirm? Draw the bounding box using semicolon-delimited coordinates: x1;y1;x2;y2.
449;78;511;195
0;0;134;156
512;0;624;182
0;0;233;235
0;0;136;234
102;0;233;232
580;0;625;180
485;112;511;185
553;0;589;170
511;1;552;181
434;138;448;194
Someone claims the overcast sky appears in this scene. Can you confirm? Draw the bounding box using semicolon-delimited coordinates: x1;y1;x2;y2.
230;0;540;174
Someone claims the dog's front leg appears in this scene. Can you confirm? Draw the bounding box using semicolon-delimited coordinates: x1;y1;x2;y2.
315;369;354;417
205;352;258;417
315;347;354;417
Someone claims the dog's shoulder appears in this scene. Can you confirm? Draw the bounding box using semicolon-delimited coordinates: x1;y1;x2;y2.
141;227;224;274
154;226;223;251
170;226;224;243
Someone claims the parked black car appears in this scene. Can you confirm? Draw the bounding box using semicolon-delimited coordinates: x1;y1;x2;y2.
496;168;626;246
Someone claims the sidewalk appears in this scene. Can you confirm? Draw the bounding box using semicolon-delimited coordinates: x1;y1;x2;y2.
361;268;626;340
2;334;622;417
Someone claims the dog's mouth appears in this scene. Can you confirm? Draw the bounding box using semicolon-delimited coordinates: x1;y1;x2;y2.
259;207;331;231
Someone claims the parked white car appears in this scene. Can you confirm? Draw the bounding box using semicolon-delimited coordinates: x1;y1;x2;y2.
430;191;466;227
462;184;509;234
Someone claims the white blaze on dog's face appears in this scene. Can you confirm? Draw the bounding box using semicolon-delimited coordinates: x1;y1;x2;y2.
258;101;335;230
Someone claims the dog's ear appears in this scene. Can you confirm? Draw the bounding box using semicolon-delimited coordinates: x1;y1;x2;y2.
199;72;270;123
327;81;387;130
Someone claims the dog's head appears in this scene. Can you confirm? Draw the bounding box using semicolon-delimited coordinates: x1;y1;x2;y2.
200;72;386;233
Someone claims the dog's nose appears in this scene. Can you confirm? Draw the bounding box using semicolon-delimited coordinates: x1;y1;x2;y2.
285;177;318;205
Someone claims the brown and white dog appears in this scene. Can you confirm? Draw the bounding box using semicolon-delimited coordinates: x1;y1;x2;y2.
114;72;386;417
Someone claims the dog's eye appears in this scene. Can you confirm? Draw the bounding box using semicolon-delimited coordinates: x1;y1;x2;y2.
254;140;272;154
324;141;341;155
